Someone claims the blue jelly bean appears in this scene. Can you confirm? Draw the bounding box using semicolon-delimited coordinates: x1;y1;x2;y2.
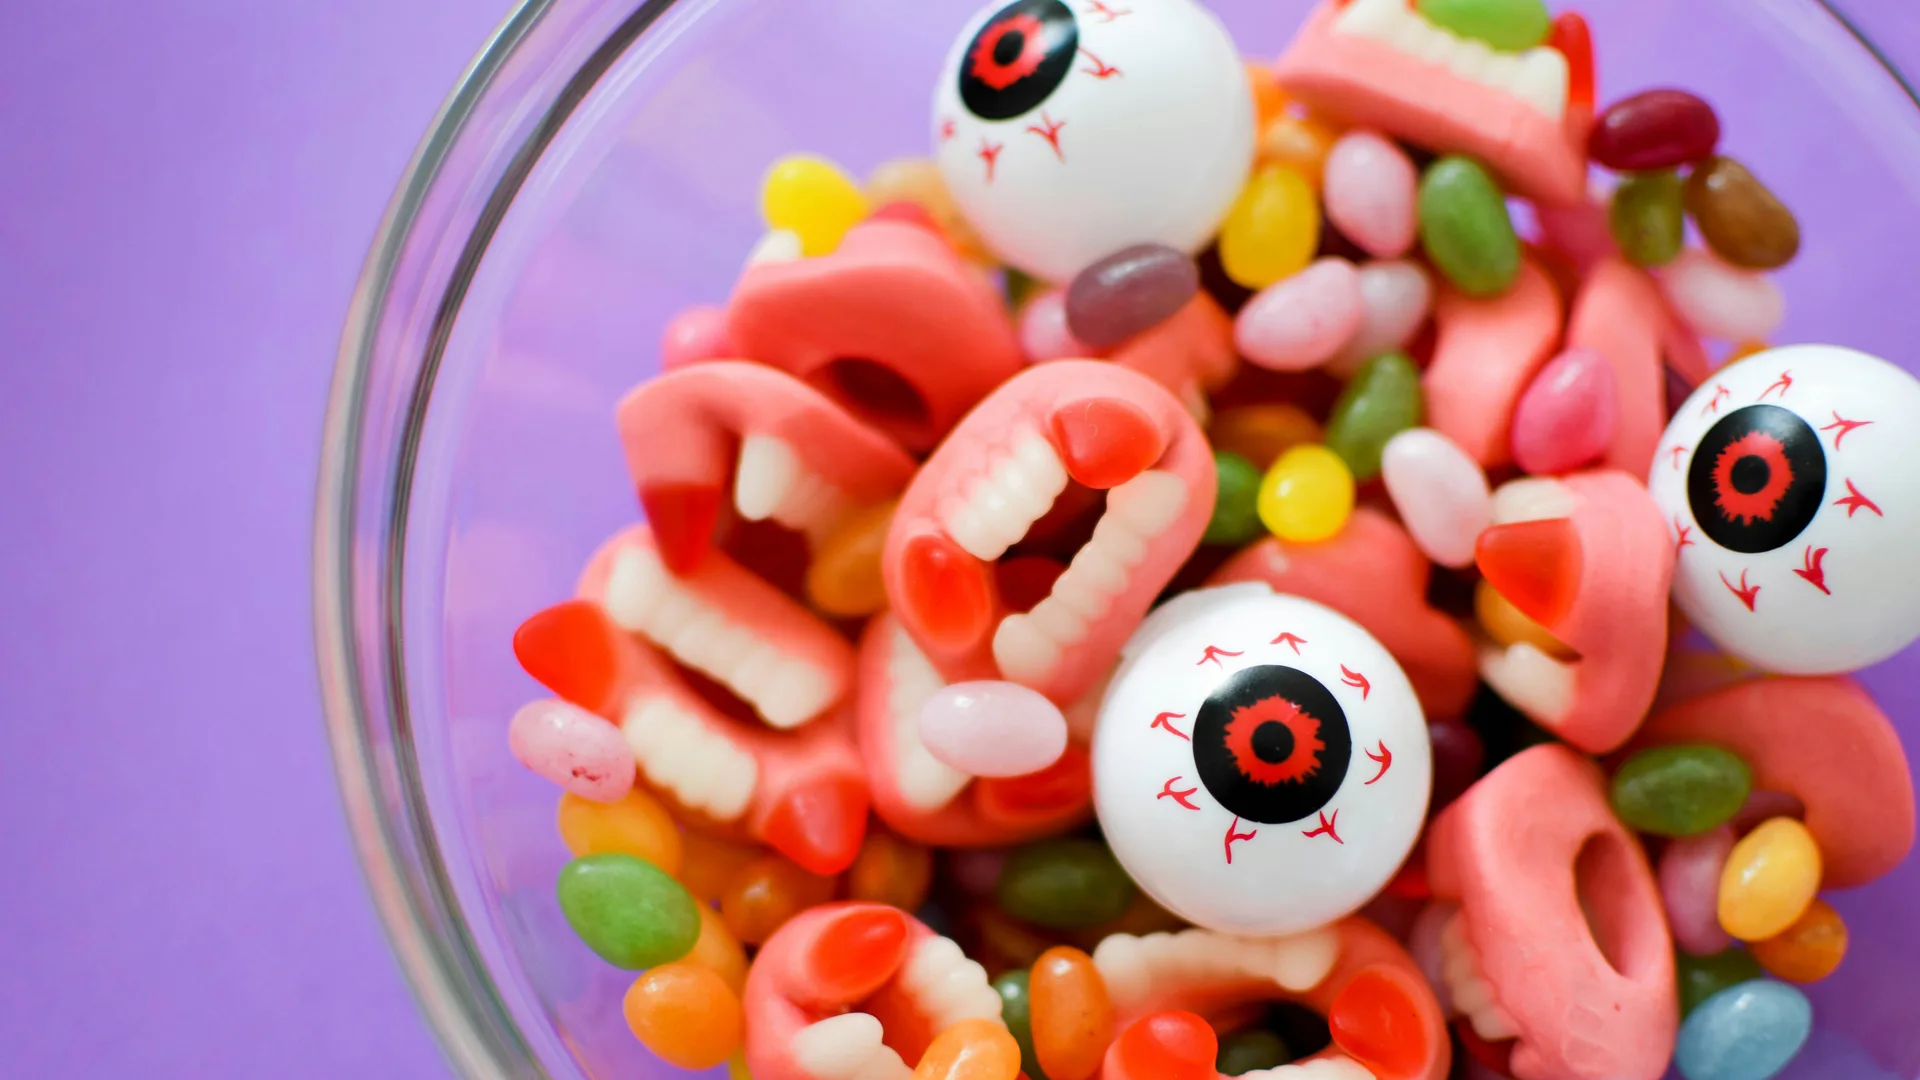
1674;979;1812;1080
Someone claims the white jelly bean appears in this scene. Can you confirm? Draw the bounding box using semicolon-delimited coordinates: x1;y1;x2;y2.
1381;427;1491;569
1323;130;1418;259
1658;247;1785;342
1329;259;1433;376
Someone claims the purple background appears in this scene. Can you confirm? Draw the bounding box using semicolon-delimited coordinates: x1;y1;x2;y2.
0;2;508;1075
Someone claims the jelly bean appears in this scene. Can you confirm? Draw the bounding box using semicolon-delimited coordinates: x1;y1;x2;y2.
996;839;1137;929
1215;1030;1290;1076
1609;170;1686;268
1474;578;1576;660
1685;156;1801;271
1333;259;1433;375
1414;0;1551;51
676;829;761;906
1674;980;1812;1080
1429;719;1487;813
1325;351;1423;481
1020;289;1103;364
1107;1011;1218;1080
1031;946;1115;1080
623;961;744;1069
1659;247;1785;342
995;970;1050;1080
720;854;837;946
1066;244;1201;349
1418;156;1520;298
1590;89;1721;172
947;848;1008;897
913;1018;1023;1080
686;904;750;995
1219;164;1321;290
1234;257;1363;372
920;681;1069;778
1257;113;1341;187
965;903;1056;979
1209;404;1324;469
1257;444;1355;543
1613;745;1753;837
1205;451;1266;546
807;500;896;617
848;831;935;913
1662;827;1738;957
866;157;988;262
1381;427;1490;568
557;787;684;875
1718;818;1822;942
1248;61;1290;128
510;699;634;802
557;853;701;969
1750;899;1848;984
662;305;736;371
1323;131;1419;259
1677;948;1764;1016
762;154;868;257
1510;347;1617;476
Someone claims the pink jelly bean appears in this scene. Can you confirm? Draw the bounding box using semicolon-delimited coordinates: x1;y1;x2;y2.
1233;257;1363;371
1658;247;1785;341
1407;901;1461;1017
1329;259;1433;376
917;680;1069;778
508;698;635;802
1323;131;1418;259
661;305;735;371
1510;347;1618;476
1659;826;1737;956
1380;427;1490;569
1020;288;1105;364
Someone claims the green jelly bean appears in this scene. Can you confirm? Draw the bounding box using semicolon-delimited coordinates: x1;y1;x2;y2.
556;853;701;970
993;970;1050;1080
1611;744;1753;837
1205;451;1266;545
1678;948;1764;1017
1217;1029;1292;1076
1325;352;1424;482
1417;156;1521;299
1414;0;1551;51
1610;171;1686;268
996;839;1136;929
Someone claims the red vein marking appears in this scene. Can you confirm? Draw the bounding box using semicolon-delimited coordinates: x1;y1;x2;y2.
1024;110;1066;162
1668;445;1688;471
977;139;1004;183
1302;809;1343;844
1340;665;1370;699
1225;816;1258;864
1084;1;1131;22
1158;777;1200;810
1721;568;1760;612
1079;48;1122;79
1151;712;1190;740
1198;645;1244;669
1821;412;1874;449
1795;546;1831;595
1836;478;1883;518
1701;384;1731;418
1271;632;1307;655
1759;370;1794;401
1363;741;1392;785
1675;517;1696;553
939;117;956;142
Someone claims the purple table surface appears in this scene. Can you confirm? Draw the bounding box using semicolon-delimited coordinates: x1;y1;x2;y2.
0;2;512;1076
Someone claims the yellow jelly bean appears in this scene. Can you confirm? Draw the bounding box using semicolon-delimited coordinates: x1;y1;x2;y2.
1257;113;1342;188
911;1018;1023;1080
557;788;683;877
1219;164;1321;290
866;158;990;262
806;500;896;617
763;154;869;257
1474;579;1577;660
1718;817;1822;942
1257;444;1354;543
1208;404;1323;469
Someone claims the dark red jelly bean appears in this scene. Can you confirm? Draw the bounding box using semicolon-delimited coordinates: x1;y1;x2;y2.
1589;88;1721;171
1065;243;1200;349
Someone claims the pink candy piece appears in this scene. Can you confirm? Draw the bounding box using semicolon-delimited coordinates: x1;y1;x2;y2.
508;698;635;802
1657;247;1785;342
1234;257;1363;371
1510;348;1618;476
1380;427;1490;569
1658;826;1736;956
661;305;736;371
1535;192;1620;273
1330;259;1433;376
1020;288;1104;364
1323;131;1418;259
917;680;1069;779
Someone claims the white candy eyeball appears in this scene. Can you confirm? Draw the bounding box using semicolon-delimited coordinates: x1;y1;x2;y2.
1649;344;1920;675
1092;586;1431;937
931;0;1255;282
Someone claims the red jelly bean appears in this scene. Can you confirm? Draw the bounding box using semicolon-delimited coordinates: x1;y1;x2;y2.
1589;89;1721;171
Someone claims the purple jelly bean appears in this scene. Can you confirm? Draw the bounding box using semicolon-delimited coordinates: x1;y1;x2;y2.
1429;718;1487;814
1511;347;1617;475
1064;243;1200;348
1660;826;1737;956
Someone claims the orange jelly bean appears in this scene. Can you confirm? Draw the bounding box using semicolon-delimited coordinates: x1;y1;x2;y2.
678;829;764;905
1257;113;1341;188
911;1018;1023;1080
557;788;683;876
686;904;750;995
1247;61;1289;128
848;830;935;912
1474;579;1578;661
623;961;745;1070
806;500;896;617
1208;404;1323;469
721;855;838;945
1030;947;1116;1080
1750;898;1849;983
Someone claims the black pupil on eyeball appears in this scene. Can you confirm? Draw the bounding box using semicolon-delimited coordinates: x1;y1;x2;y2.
959;0;1079;122
993;30;1026;66
1252;722;1295;764
1686;403;1827;555
1731;456;1770;495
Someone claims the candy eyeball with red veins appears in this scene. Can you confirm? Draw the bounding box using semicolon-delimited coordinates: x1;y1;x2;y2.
1092;584;1431;937
932;0;1255;282
1650;344;1920;675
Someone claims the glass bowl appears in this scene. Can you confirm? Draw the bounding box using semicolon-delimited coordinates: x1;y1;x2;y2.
315;1;1920;1077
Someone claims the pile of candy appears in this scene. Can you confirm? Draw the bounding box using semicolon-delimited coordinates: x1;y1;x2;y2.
501;2;1920;1079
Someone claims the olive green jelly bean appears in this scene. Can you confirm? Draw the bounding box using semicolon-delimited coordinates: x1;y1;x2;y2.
1611;744;1753;837
1611;170;1686;268
995;838;1137;929
1206;451;1266;546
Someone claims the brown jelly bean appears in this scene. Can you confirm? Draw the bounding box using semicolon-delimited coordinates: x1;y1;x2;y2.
1589;89;1720;171
1065;243;1200;349
1685;156;1802;271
